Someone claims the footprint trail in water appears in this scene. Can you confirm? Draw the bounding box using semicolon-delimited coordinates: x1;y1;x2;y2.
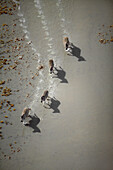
34;0;61;97
13;0;46;119
56;0;69;38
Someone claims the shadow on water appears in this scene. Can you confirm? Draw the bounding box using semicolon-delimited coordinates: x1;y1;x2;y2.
45;97;61;113
68;43;86;62
53;66;68;83
25;114;41;133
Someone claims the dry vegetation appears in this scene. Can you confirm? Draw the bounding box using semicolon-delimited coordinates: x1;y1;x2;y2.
0;0;43;160
98;24;113;44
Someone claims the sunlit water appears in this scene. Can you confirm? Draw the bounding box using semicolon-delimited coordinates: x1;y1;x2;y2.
4;0;113;169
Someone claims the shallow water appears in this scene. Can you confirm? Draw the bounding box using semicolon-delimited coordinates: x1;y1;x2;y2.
1;0;113;169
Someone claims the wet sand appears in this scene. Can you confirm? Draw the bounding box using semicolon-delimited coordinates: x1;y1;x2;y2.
0;0;113;170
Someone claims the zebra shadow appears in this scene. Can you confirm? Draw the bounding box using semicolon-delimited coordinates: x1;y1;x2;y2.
53;66;68;83
46;97;61;113
25;114;41;133
68;43;86;62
